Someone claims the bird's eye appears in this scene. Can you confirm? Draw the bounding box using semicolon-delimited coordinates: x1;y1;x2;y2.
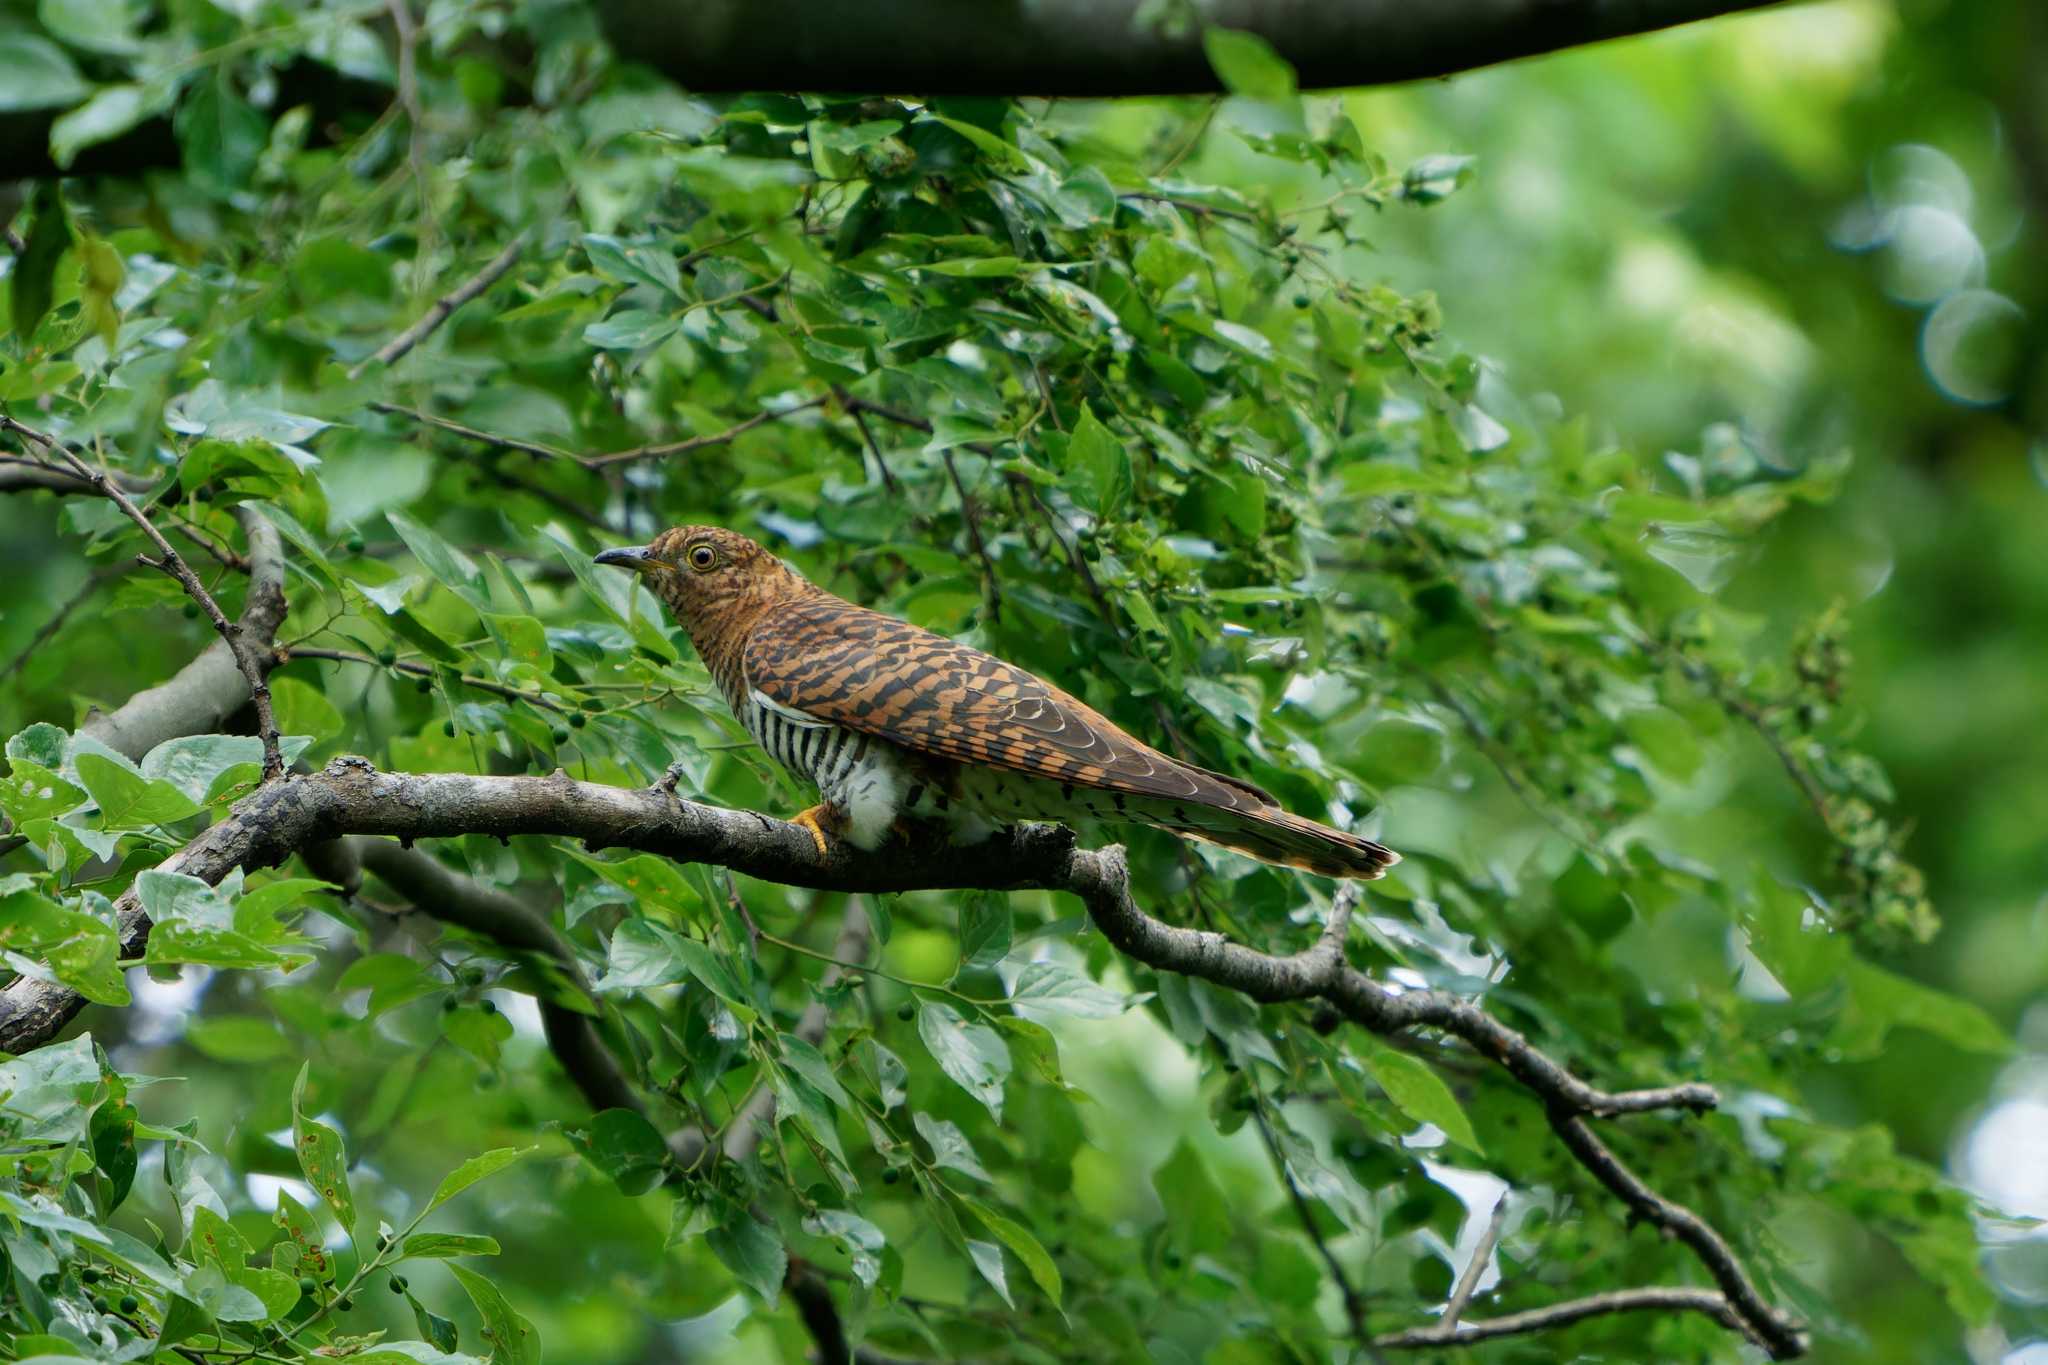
687;544;718;571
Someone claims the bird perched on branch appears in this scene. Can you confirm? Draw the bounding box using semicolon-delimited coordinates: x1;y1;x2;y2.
596;526;1397;880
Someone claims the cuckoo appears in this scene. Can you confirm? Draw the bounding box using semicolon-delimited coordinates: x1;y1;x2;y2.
596;526;1397;880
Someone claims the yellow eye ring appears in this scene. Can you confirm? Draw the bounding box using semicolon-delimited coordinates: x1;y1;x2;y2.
687;544;717;571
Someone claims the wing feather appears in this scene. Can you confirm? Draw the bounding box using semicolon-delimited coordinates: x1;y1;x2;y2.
742;597;1273;810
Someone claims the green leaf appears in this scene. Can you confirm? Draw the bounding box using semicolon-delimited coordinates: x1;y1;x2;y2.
401;1232;502;1259
918;1002;1010;1121
579;1108;670;1196
0;888;127;1004
0;759;84;826
958;892;1011;971
291;1065;358;1239
963;1198;1062;1309
1064;405;1132;519
1554;854;1633;943
913;1111;990;1182
74;751;201;828
1623;706;1702;781
965;1238;1013;1307
1353;718;1446;787
672;936;758;1021
1202;29;1297;101
923;255;1025;277
801;1209;884;1288
1152;1141;1231;1254
388;508;486;600
1402;153;1478;204
185;1015;291;1063
50;83;157;169
1007;961;1134;1021
581;234;682;298
1833;960;2010;1058
1362;1043;1483;1155
428;1146;535;1212
707;1210;785;1306
449;1262;541;1365
0;34;91;112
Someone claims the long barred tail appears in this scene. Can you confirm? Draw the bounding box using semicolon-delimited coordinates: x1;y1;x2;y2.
1144;800;1399;880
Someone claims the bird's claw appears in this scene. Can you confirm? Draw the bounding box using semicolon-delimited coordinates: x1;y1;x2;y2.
789;805;834;859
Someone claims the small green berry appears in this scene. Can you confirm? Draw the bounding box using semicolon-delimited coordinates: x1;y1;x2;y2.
569;712;587;729
881;1168;900;1185
299;1276;317;1296
92;1296;110;1313
1293;293;1310;308
377;648;397;666
551;727;570;744
390;1275;408;1293
337;1296;353;1312
480;998;497;1014
38;1273;59;1291
82;1266;102;1284
119;1294;139;1313
441;720;456;737
345;533;366;554
415;678;433;694
182;603;199;620
896;1003;914;1021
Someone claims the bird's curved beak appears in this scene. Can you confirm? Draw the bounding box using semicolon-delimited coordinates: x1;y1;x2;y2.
594;545;654;574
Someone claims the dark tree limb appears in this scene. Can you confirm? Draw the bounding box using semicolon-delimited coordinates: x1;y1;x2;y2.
594;0;1787;96
0;759;1805;1357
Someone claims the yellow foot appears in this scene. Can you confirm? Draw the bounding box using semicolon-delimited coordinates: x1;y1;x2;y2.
789;805;834;859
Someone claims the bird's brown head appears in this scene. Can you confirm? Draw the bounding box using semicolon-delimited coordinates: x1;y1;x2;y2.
593;525;811;637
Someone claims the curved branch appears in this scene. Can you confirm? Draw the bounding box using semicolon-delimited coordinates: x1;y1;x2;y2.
596;0;1788;96
0;759;1806;1358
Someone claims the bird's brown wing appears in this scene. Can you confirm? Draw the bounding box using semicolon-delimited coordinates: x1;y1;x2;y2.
742;595;1274;811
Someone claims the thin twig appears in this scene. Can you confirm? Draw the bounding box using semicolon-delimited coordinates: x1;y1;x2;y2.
1442;1194;1509;1329
940;447;1001;621
582;397;829;469
1250;1102;1376;1359
280;645;571;714
350;233;525;378
5;414;286;780
1374;1286;1745;1350
1;563;126;680
835;386;901;494
370;402;579;462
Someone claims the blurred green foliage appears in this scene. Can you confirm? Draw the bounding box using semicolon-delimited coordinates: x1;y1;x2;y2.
0;1;2042;1363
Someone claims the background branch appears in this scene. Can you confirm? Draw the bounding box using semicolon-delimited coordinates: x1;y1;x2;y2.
594;0;1786;96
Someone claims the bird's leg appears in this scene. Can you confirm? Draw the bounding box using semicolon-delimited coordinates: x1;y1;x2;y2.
788;804;838;859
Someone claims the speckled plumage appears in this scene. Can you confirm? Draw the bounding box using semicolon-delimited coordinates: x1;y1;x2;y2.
595;526;1397;880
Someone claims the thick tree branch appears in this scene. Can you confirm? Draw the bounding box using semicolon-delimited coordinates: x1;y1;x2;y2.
0;760;1805;1358
595;0;1787;96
